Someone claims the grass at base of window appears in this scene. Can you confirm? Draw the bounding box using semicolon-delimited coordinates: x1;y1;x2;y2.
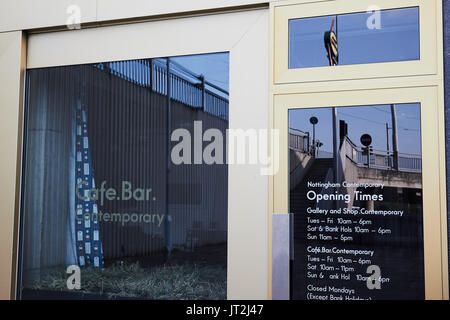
26;262;226;300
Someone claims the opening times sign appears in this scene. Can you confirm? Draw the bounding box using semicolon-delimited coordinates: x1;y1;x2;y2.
295;181;425;300
289;104;425;300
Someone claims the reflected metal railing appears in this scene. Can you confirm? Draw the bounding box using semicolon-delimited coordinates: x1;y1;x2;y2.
344;136;421;173
289;128;310;154
94;58;229;121
288;130;422;172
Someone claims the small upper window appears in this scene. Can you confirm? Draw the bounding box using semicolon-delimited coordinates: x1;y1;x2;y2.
289;7;420;69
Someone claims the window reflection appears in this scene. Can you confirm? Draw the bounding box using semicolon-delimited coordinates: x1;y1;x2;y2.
20;53;229;300
289;7;420;69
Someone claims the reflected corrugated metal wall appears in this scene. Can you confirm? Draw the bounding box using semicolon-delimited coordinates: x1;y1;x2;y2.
23;58;228;271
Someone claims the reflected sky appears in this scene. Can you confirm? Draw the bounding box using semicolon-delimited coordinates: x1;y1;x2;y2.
289;103;421;155
289;7;420;68
171;52;229;92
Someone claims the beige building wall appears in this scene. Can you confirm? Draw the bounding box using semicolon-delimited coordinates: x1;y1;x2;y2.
0;31;26;299
0;0;270;32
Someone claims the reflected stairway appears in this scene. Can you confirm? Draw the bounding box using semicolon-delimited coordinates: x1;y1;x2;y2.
289;158;333;299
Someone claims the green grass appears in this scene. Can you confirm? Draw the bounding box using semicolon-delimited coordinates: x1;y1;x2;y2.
27;262;226;300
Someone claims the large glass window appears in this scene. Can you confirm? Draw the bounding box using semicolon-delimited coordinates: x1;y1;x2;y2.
19;53;229;300
289;7;420;68
288;103;424;300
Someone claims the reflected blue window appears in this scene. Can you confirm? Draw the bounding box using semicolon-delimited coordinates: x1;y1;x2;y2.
289;7;420;69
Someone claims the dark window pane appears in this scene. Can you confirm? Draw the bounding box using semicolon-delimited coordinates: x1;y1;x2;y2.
19;54;229;300
289;103;424;300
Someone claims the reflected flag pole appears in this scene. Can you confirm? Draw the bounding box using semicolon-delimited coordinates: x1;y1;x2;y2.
391;104;399;171
326;18;339;208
